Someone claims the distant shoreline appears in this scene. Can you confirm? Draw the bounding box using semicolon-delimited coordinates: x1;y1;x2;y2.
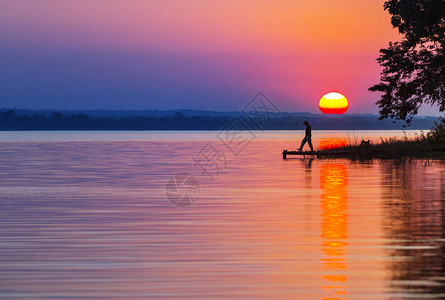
0;127;436;131
0;109;440;131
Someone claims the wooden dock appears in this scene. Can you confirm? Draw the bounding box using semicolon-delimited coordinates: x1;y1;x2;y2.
282;149;352;159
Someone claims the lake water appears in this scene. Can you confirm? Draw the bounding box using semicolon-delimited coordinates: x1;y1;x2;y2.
1;130;445;299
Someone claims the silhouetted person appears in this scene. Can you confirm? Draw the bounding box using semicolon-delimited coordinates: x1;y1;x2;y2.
298;120;313;152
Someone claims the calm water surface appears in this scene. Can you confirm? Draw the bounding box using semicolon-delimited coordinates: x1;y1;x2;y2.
0;130;444;299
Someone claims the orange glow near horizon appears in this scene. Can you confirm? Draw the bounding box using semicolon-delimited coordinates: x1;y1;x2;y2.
319;92;349;114
320;138;348;150
0;1;402;112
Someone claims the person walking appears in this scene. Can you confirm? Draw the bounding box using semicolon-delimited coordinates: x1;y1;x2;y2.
298;121;313;152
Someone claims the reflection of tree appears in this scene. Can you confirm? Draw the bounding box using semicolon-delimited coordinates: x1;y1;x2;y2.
320;163;349;299
381;160;445;296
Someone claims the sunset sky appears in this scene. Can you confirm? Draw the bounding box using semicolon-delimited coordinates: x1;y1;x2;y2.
1;0;434;114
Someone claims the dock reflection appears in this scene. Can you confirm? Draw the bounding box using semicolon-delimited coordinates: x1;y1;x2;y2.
320;163;349;299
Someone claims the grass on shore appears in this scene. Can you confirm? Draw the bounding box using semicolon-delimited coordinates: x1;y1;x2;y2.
326;118;445;160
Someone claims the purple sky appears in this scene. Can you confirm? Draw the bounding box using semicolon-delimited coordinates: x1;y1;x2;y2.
0;0;440;115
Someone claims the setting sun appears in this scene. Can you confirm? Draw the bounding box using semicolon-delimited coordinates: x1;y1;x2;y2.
319;92;349;114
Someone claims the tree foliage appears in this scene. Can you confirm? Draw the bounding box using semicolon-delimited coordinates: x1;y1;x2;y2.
369;0;445;123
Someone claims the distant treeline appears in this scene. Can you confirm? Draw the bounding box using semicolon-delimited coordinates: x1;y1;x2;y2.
0;109;440;130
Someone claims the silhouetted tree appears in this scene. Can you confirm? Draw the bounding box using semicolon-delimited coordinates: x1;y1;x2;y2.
369;0;445;123
51;112;63;119
1;110;15;118
173;112;186;119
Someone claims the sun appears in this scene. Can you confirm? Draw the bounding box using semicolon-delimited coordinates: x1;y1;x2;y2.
319;92;349;114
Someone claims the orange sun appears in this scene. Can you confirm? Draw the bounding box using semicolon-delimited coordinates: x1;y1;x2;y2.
319;92;349;114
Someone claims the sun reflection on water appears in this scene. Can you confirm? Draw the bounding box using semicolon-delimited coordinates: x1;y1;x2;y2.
320;163;349;299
